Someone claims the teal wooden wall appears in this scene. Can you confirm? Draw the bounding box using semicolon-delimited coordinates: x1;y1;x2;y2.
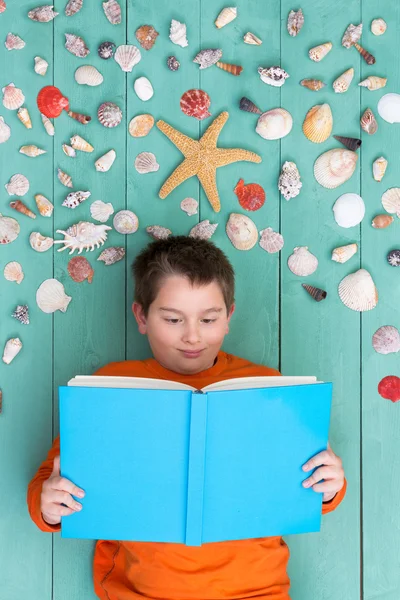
0;1;399;598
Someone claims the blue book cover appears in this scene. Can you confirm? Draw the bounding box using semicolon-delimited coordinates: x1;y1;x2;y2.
59;381;332;545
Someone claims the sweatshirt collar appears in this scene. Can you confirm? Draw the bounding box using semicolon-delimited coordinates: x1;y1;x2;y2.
145;350;228;380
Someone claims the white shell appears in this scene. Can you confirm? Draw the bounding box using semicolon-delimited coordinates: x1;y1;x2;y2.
371;18;387;36
2;83;25;110
243;32;262;45
215;7;237;28
134;77;153;101
62;190;91;209
226;213;258;250
2;338;22;364
309;42;332;62
113;210;139;234
5;33;25;50
169;19;188;47
35;193;54;217
333;68;354;93
372;326;400;354
41;113;55;136
278;161;302;200
189;220;218;240
359;76;387;91
258;66;289;87
95;149;116;172
70;134;94;152
0;213;20;244
90;200;114;222
17;106;32;129
34;56;48;76
314;148;358;189
338;268;378;312
259;227;284;253
36;279;72;314
287;246;318;276
29;231;54;252
5;174;29;196
180;197;198;216
0;116;11;143
381;188;400;217
256;108;293;140
377;93;400;124
114;45;141;72
373;157;388;182
134;151;159;173
333;193;365;228
331;243;358;263
75;65;104;86
146;225;172;240
54;221;112;254
62;144;76;157
4;261;24;284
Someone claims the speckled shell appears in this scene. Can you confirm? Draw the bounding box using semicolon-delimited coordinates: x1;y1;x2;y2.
75;65;103;86
226;213;258;250
331;243;358;263
70;134;94;152
169;19;188;47
256;108;293;140
36;278;71;313
338;268;378;312
371;214;394;229
2;83;25;110
28;5;58;22
373;156;388;182
5;33;25;50
65;0;83;16
259;227;284;253
0;117;11;143
129;114;154;137
4;261;24;284
377;93;400;124
146;225;172;240
134;77;154;101
95;149;116;172
333;193;365;228
371;18;387;36
387;249;400;267
135;25;159;50
360;108;378;134
65;33;90;58
258;66;289;87
167;56;180;71
57;168;72;188
62;190;91;209
0;213;20;244
114;45;141;72
302;103;332;143
243;32;262;45
98;102;122;127
20;145;46;157
381;188;400;217
189;220;218;240
180;89;211;120
102;0;121;24
372;326;400;354
309;42;332;62
54;221;112;254
98;41;115;59
17;107;32;129
180;197;198;216
68;256;94;283
2;338;22;364
90;200;114;222
287;246;318;276
333;68;354;93
359;76;387;91
278;161;302;200
314;148;358;189
35;193;54;217
134;151;159;174
215;7;237;29
5;174;29;196
97;246;125;265
342;23;362;48
287;9;304;36
29;231;54;252
113;210;139;234
193;48;222;69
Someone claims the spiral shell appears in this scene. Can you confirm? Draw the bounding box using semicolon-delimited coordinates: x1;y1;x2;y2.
62;190;91;209
4;261;24;284
338;269;378;312
134;77;154;101
302;103;332;143
54;221;112;254
29;231;54;252
259;227;284;253
16;107;32;129
75;65;103;86
167;56;180;71
128;114;154;137
226;213;258;250
193;49;222;69
215;7;237;29
5;174;29;196
19;145;46;157
98;41;116;59
302;284;327;302
62;144;76;157
216;61;243;76
333;135;361;152
35;193;54;217
2;83;25;110
239;97;262;114
342;23;362;47
36;279;72;314
287;246;318;276
98;102;122;128
57;168;73;188
10;200;36;219
359;76;387;91
314;148;358;189
372;326;400;354
113;210;139;234
90;200;114;222
70;134;94;152
2;338;22;364
13;304;29;322
258;66;289;87
114;45;141;72
41;113;54;135
134;151;159;174
169;19;188;47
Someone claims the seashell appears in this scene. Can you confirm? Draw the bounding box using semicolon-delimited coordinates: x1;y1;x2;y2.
302;284;327;302
98;41;115;59
0;116;11;143
372;214;393;229
5;33;25;50
95;149;116;172
180;89;211;120
226;213;257;250
354;43;375;65
17;107;32;129
10;200;36;219
37;85;69;118
34;193;54;217
387;249;400;267
134;151;159;174
29;231;53;252
371;18;387;36
68;256;94;283
62;190;91;209
54;221;112;254
381;188;400;217
2;338;22;364
302;103;332;143
65;0;83;16
278;161;302;200
359;76;387;91
57;168;73;188
28;5;58;22
239;97;262;114
259;227;284;253
216;61;243;76
234;178;265;211
193;48;222;69
146;225;172;240
256;108;293;140
69;109;91;123
98;102;122;128
90;200;114;222
65;33;90;58
333;68;354;93
342;23;362;47
338;268;378;312
134;77;154;101
287;9;304;36
12;305;29;325
98;246;125;265
288;246;318;276
360;108;378;134
2;83;25;110
309;42;332;62
70;134;93;152
36;279;71;313
180;197;198;216
190;220;218;240
135;25;159;50
114;45;141;72
373;157;388;182
333;193;365;228
102;0;121;24
40;114;54;136
169;19;188;47
5;174;29;196
0;213;20;244
378;376;400;403
300;79;326;91
19;145;46;157
372;326;400;354
0;1;6;13
113;210;139;234
215;7;237;29
377;93;400;124
331;243;358;263
167;56;180;71
75;65;103;86
4;261;24;284
258;66;289;87
314;148;358;189
243;32;262;45
333;135;361;151
62;144;76;157
129;114;154;137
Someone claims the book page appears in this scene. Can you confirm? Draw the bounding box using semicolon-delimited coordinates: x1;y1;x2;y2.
68;375;197;392
201;376;319;393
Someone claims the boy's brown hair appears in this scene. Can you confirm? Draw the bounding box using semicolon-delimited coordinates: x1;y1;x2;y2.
132;236;235;317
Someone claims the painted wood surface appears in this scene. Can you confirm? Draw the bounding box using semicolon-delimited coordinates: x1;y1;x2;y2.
0;1;398;599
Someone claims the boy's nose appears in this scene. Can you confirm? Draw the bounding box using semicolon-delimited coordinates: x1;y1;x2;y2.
182;323;201;344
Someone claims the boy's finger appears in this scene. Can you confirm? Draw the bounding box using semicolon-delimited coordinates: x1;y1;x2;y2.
48;490;83;511
51;476;85;499
302;465;335;487
51;455;60;476
46;505;76;518
312;480;340;494
302;449;335;471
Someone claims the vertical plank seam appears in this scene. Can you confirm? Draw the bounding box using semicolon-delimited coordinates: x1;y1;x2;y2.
51;9;55;600
359;2;363;598
198;0;202;225
278;0;282;374
125;0;128;361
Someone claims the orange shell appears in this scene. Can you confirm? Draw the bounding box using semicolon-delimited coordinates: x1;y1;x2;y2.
180;89;211;120
37;86;69;118
234;178;266;211
67;256;94;283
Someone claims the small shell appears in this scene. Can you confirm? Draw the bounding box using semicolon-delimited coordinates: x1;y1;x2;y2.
314;148;358;189
19;145;46;157
62;190;91;209
2;338;22;364
193;48;222;69
333;193;365;228
169;19;188;47
331;243;358;263
4;261;24;284
102;0;121;24
114;45;141;72
371;214;394;229
278;161;302;200
287;9;304;36
226;213;258;250
28;5;58;22
29;231;54;252
68;256;94;283
372;326;400;354
359;76;387;91
146;225;172;240
259;227;284;253
216;62;243;76
243;32;262;45
65;0;83;16
0;1;6;13
215;7;237;29
70;134;93;152
338;268;378;312
180;197;198;216
333;68;354;93
113;210;139;234
12;304;29;325
90;200;114;222
36;278;72;314
234;179;265;211
387;249;400;267
180;89;211;120
167;56;180;71
41;113;54;135
34;193;54;217
360;108;378;134
302;103;332;143
378;376;400;403
134;151;159;174
5;174;29;196
98;41;115;59
97;246;125;265
17;107;32;129
0;116;11;143
5;33;25;50
65;33;90;57
333;135;361;151
135;25;159;50
2;83;25;110
258;66;289;87
57;168;73;188
381;188;400;217
309;42;332;62
75;65;103;86
373;157;388;182
10;200;36;219
95;149;116;172
342;23;362;48
134;77;154;101
239;97;262;114
256;108;293;140
371;18;387;36
377;93;400;124
300;79;326;91
288;246;318;276
129;114;154;137
190;220;218;240
98;102;122;128
54;221;112;254
62;144;76;157
0;213;20;244
302;284;327;302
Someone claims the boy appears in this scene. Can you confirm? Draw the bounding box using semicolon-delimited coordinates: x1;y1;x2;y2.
28;236;346;600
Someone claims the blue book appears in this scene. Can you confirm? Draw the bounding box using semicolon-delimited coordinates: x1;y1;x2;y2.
59;375;332;546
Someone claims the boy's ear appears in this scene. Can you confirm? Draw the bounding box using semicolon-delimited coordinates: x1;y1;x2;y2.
226;303;235;332
132;302;147;334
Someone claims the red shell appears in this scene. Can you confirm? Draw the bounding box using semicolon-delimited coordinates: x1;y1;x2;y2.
37;86;69;118
234;179;266;211
180;89;211;120
378;375;400;403
67;256;94;283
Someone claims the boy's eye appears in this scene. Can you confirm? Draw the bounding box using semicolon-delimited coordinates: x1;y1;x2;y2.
163;318;217;324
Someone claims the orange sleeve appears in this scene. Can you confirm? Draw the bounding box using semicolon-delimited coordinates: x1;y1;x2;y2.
321;477;347;515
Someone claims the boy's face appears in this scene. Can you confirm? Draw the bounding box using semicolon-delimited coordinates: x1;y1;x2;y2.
132;275;235;375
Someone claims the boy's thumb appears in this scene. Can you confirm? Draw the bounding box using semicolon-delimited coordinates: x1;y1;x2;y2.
52;455;60;476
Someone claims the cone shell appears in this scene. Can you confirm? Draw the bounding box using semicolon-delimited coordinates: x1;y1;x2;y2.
36;278;72;313
377;93;400;124
65;0;83;16
57;168;73;188
2;83;25;110
4;261;24;284
98;246;125;265
372;214;394;229
226;213;258;250
215;7;237;28
302;284;327;302
373;157;388;182
129;114;154;137
113;210;139;234
243;32;262;45
2;338;22;364
20;145;46;157
0;213;20;244
98;102;122;127
216;61;243;76
381;188;400;216
331;243;358;263
70;134;94;152
314;148;358;189
359;76;387;91
360;108;378;134
333;193;365;227
134;151;159;174
259;227;284;253
5;33;25;50
17;107;32;128
41;113;54;135
169;19;188;47
10;200;36;219
372;326;400;354
35;193;54;217
302;103;332;143
309;42;332;62
29;231;54;252
300;79;326;91
68;256;94;283
65;33;90;58
90;200;114;222
146;225;172;240
333;68;354;93
134;76;154;101
28;5;58;22
180;89;211;120
371;18;387;36
5;174;29;196
333;135;361;151
338;268;378;312
135;25;159;50
180;197;198;216
102;0;121;24
256;108;293;140
114;45;141;72
75;65;103;86
288;246;318;276
287;9;304;36
239;97;262;114
0;117;11;143
95;149;116;172
189;220;218;240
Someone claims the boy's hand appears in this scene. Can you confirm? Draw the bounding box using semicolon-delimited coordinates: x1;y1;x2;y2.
40;455;85;525
302;442;345;502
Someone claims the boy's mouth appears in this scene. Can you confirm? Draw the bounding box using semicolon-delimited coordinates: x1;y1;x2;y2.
179;349;204;356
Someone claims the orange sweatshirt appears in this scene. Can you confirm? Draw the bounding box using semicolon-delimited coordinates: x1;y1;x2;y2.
27;351;347;600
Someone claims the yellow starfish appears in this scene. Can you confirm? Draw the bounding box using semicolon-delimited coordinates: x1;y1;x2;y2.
156;111;262;213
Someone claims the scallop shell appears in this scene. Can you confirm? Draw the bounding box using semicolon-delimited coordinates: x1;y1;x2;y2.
98;41;115;59
378;377;400;403
300;79;326;91
68;256;94;283
75;65;103;86
4;261;24;284
309;42;332;62
113;210;139;234
62;144;76;157
259;227;284;253
226;213;257;250
90;200;114;222
342;23;362;47
114;45;141;72
169;19;188;47
54;221;112;254
331;243;358;263
57;168;73;188
134;77;154;101
95;149;116;172
256;108;293;140
373;157;388;182
0;213;19;244
34;193;54;217
134;151;159;174
333;68;354;93
381;188;400;217
278;161;302;200
373;326;400;354
70;134;94;152
180;89;211;120
359;76;387;91
287;9;304;36
258;66;289;87
20;145;46;157
98;102;122;128
387;249;400;267
17;107;32;129
243;32;262;45
97;246;125;265
65;0;83;16
333;193;365;228
0;116;11;143
0;1;6;13
371;18;387;36
2;83;25;110
36;279;71;314
372;214;394;229
10;200;36;219
135;25;159;50
34;56;48;75
5;174;29;196
41;113;54;135
5;33;25;50
193;48;222;69
29;231;54;252
287;246;318;276
128;114;154;137
360;108;378;134
146;225;172;240
2;338;22;364
12;304;29;325
314;148;358;189
333;135;361;151
302;103;332;143
28;5;58;22
167;56;180;71
180;197;198;216
62;190;91;209
102;0;121;24
215;7;237;29
302;284;327;302
234;179;265;211
65;33;90;57
338;268;378;312
189;220;218;240
377;93;400;124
